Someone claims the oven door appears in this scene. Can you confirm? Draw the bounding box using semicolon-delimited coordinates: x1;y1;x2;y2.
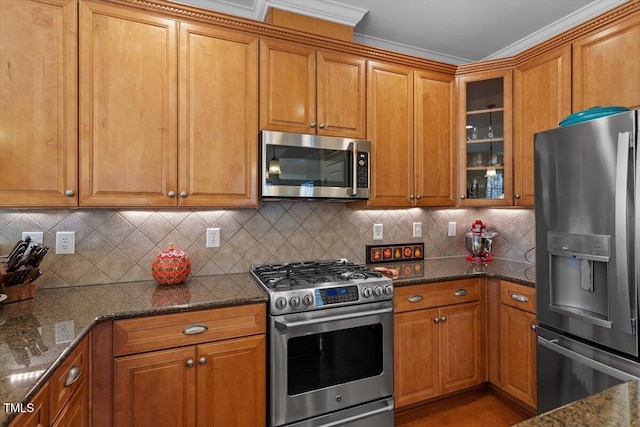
269;301;393;427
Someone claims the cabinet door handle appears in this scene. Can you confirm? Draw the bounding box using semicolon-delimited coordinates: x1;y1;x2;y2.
183;323;208;335
510;293;529;303
440;316;447;322
409;194;415;200
310;122;316;128
199;356;207;366
64;366;82;387
515;194;521;199
186;359;194;368
408;295;423;303
454;289;468;297
319;123;325;129
179;191;187;198
416;195;422;200
65;189;75;197
167;191;176;198
433;317;440;323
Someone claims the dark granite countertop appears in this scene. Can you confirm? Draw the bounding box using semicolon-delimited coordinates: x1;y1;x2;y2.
0;274;267;427
514;381;640;426
0;256;534;426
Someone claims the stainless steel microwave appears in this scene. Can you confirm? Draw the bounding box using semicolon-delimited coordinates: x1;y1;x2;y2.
260;131;370;200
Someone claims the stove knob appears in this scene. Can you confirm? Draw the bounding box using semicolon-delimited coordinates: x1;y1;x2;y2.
373;286;383;297
275;297;287;310
290;296;300;308
362;287;373;298
384;285;394;295
303;294;314;306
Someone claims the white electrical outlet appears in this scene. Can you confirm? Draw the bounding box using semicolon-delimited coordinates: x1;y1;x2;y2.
55;231;75;254
206;228;220;248
22;232;43;250
447;222;457;237
412;222;422;238
373;224;383;240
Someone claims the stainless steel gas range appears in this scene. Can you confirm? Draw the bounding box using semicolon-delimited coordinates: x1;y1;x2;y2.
251;259;395;427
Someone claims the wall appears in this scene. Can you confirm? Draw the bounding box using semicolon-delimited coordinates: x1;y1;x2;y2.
0;204;535;289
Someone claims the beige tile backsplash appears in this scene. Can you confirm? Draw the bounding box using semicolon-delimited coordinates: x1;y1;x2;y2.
0;204;535;289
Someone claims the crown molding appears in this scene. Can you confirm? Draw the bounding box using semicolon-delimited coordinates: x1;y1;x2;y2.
260;0;368;26
482;0;629;61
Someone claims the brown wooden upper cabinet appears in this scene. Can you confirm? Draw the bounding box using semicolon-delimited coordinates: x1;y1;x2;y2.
457;69;513;207
0;0;78;207
513;46;572;207
572;12;640;111
79;1;258;207
259;38;366;138
366;62;455;207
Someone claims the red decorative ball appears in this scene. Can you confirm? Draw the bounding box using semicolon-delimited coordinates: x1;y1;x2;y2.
151;244;191;286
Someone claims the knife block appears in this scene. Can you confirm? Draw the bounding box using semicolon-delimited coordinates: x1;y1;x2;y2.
0;258;38;303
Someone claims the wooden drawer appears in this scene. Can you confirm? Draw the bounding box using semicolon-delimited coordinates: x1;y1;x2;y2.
113;303;266;356
394;278;482;313
50;336;89;422
500;280;536;313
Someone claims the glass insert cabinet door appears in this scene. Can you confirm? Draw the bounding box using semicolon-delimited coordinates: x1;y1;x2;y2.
458;71;512;206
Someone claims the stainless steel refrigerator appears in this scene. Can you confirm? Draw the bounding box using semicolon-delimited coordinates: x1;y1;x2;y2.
534;109;640;414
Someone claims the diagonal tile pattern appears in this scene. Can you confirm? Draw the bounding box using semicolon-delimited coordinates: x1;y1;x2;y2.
0;204;535;289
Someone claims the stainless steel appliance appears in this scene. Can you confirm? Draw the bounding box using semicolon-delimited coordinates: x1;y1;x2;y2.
260;131;370;200
534;109;640;413
250;259;394;427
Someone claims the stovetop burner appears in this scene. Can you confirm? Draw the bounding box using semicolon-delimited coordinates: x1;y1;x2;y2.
250;259;392;315
252;259;383;289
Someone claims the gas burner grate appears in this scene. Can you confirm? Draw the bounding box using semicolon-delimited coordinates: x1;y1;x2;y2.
251;259;382;289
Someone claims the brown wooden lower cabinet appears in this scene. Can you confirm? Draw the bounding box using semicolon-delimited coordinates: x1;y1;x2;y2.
112;304;267;427
498;281;537;410
113;335;266;427
394;279;485;409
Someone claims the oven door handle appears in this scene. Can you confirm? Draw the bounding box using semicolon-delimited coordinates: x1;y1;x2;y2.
274;307;392;330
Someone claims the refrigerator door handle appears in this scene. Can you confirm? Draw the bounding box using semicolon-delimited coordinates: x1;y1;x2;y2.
538;336;640;382
615;131;634;335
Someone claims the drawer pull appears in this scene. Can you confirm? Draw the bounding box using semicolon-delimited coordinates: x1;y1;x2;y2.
183;323;208;335
454;289;468;297
64;366;82;387
510;293;529;303
408;295;423;303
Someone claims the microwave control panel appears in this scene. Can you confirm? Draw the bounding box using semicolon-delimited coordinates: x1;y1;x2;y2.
357;152;369;188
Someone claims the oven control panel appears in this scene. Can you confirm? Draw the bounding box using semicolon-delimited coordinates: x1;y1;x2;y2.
315;286;359;306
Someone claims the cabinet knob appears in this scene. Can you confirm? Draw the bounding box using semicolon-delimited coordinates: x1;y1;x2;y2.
65;189;74;197
168;191;176;198
199;356;207;366
531;324;537;331
440;316;447;323
310;122;316;128
515;194;521;199
180;191;187;198
433;317;440;323
409;194;414;200
460;195;465;200
186;359;195;368
319;123;325;129
416;195;422;200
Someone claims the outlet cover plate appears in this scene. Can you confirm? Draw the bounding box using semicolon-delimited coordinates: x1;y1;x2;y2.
56;231;75;254
206;228;220;248
373;224;383;240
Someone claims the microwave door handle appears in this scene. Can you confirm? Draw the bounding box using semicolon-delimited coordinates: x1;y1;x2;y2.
349;141;358;196
615;131;634;335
